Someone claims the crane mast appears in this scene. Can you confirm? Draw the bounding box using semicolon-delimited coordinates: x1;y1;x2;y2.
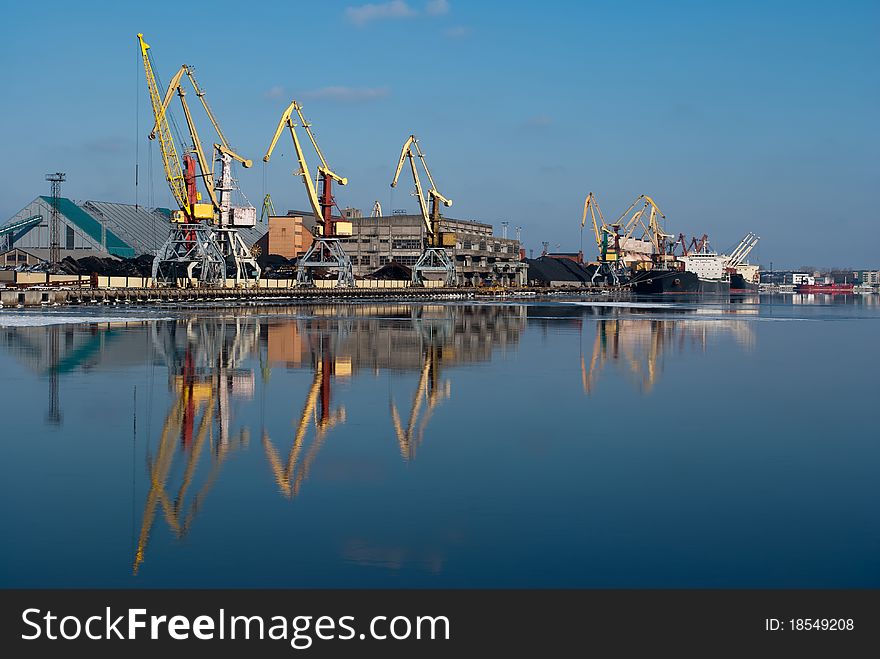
138;34;259;287
137;34;188;218
727;232;760;267
581;192;628;286
263;100;354;287
390;135;455;286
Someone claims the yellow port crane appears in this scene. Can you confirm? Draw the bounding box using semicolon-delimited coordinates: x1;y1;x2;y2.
581;192;627;285
137;34;259;286
263;101;354;286
137;33;190;221
149;62;255;218
614;194;672;264
581;191;607;249
390;135;456;286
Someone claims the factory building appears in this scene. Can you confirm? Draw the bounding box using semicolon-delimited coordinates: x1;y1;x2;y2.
1;196;267;261
288;211;526;286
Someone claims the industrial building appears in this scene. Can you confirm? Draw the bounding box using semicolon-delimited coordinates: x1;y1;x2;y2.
1;248;42;268
2;196;525;286
1;196;268;262
254;213;314;260
278;211;526;286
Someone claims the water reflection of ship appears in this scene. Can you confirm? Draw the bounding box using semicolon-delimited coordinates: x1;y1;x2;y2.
133;318;258;574
581;314;755;394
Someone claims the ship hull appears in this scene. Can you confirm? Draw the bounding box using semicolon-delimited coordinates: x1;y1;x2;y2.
730;273;759;294
631;270;730;295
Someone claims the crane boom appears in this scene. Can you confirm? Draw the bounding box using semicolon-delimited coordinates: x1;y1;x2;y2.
390;134;451;238
727;232;760;266
137;34;188;213
185;66;229;151
581;191;606;246
214;143;252;168
151;65;186;140
147;60;252;215
293;104;347;185
390;135;416;188
391;137;430;230
612;194;671;253
263;100;346;232
176;85;219;210
413;140;451;207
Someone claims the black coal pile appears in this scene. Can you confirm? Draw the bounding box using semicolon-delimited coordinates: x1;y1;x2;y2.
365;261;412;280
257;253;297;278
525;256;594;285
59;254;155;276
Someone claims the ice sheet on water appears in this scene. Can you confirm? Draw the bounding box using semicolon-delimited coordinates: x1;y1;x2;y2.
565;300;685;309
0;312;174;327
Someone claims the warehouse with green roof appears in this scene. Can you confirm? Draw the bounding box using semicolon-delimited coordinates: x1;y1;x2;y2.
1;196;267;262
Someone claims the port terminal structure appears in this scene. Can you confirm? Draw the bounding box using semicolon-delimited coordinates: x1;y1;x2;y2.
263;101;354;288
390;135;456;287
138;33;260;288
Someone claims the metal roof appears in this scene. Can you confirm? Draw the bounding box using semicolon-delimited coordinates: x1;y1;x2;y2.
80;200;268;256
38;196;135;258
81;201;172;257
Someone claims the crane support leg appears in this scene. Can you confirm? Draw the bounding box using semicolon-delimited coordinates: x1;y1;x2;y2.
152;223;227;287
214;228;261;287
296;237;354;287
412;247;455;287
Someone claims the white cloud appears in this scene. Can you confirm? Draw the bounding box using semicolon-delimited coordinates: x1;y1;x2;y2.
345;1;417;27
300;86;391;103
263;85;286;100
443;25;470;39
426;0;450;15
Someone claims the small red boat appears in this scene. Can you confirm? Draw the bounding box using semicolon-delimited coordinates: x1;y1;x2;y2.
795;283;854;294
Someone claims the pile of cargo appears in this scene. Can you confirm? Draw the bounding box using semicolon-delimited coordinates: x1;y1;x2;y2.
365;262;412;280
525;257;596;286
58;255;155;277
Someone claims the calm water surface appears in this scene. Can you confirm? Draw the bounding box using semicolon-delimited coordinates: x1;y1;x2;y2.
1;295;877;587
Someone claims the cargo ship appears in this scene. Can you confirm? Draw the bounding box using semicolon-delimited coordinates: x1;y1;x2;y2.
724;234;761;294
795;282;854;294
730;272;759;293
630;262;730;295
730;264;760;293
630;266;700;294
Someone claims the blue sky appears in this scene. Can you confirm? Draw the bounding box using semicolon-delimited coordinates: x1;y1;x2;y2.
0;0;877;267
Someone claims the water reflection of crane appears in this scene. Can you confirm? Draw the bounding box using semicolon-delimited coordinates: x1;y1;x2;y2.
262;326;348;499
388;307;454;460
390;344;451;461
581;313;755;395
581;319;670;395
133;319;256;575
